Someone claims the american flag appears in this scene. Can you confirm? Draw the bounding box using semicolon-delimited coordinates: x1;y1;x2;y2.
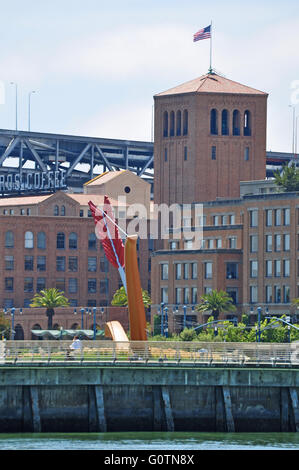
193;25;211;42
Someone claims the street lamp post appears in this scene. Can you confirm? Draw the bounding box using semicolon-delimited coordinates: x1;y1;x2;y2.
28;90;36;131
93;307;97;340
10;82;18;131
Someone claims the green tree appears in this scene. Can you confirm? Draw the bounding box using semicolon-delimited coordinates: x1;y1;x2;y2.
0;310;11;339
30;288;70;329
111;286;152;308
274;163;299;192
195;290;236;321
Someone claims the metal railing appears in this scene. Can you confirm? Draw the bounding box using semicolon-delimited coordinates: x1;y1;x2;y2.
0;340;299;367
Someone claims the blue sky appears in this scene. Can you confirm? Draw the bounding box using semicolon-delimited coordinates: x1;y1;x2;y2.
0;0;298;152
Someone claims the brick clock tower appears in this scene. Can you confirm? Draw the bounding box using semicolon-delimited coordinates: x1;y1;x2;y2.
154;72;268;206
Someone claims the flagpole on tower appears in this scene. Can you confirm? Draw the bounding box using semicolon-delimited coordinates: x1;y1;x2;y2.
209;21;213;74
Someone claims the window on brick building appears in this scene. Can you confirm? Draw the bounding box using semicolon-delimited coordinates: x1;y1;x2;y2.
183;287;190;304
274;260;281;277
54;205;59;216
5;231;14;248
284;234;290;251
244;110;251;136
163;111;168;137
266;234;272;252
37;278;46;292
204;262;213;279
69;232;78;250
244;147;250;161
250;260;258;278
274;286;281;303
283;259;290;277
24;231;34;249
283;208;290;225
61;205;66;216
184;146;188;161
69;256;78;272
221;109;229;135
57;232;65;249
25;255;34;271
176;110;181;136
183;263;189;280
88;278;97;293
265;285;272;303
250;285;258;303
274;209;281;226
175;263;182;280
37;232;46;249
88;233;97;250
274;234;281;252
191;262;197;279
170;111;175;137
249;210;258;227
211;146;216;160
183;110;188;135
283;285;290;303
5;277;14;291
69;278;78;294
37;255;46;271
250;235;258;252
266;260;272;277
56;256;66;272
210;109;218;135
226;262;238;279
88;257;97;272
5;255;14;270
161;263;169;280
56;278;65;292
175;287;182;304
266;209;272;227
191;287;198;304
233;110;240;136
161;287;168;304
24;277;33;292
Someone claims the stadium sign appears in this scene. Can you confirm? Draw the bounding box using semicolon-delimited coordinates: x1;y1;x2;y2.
0;169;67;193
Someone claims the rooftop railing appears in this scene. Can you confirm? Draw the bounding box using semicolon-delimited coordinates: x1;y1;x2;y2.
0;340;299;367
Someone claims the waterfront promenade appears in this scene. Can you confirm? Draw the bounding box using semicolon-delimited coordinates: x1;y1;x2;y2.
0;340;299;433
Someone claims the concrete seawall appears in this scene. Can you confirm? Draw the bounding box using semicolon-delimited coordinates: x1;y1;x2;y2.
0;365;299;433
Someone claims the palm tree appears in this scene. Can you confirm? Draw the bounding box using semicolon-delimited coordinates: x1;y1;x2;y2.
196;289;236;321
30;288;70;329
111;286;151;308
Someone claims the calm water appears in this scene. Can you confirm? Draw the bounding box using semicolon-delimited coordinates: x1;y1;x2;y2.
0;432;298;450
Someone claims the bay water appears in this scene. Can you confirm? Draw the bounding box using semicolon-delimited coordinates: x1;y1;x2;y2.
0;432;298;450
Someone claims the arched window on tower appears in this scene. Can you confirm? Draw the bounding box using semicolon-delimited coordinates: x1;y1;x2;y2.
163;111;168;137
221;109;229;135
233;110;240;136
244;110;251;136
183;110;188;135
170;111;175;137
176;110;181;136
210;109;218;135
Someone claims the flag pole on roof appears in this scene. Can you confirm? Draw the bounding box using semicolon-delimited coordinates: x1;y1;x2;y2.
193;22;213;74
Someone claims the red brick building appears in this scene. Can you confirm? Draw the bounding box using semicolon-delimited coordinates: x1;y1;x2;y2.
0;172;152;311
151;72;299;325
